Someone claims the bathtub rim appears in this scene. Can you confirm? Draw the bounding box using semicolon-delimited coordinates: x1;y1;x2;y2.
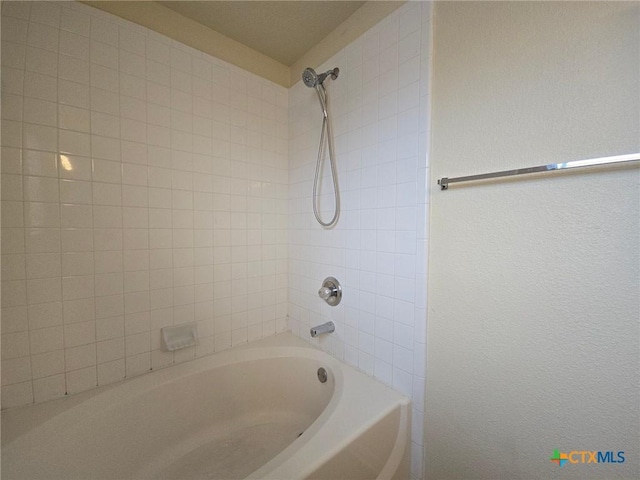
2;334;340;445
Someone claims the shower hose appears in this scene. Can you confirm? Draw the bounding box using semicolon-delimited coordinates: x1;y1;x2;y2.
312;83;340;228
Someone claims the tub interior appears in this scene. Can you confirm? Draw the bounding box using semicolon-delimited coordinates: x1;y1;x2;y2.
138;358;334;479
3;356;334;480
154;411;308;480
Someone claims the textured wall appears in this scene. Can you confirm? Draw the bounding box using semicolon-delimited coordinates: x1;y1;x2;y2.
1;1;288;408
287;3;432;478
426;2;639;478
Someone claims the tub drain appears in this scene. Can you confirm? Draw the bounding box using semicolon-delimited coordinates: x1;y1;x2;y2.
317;367;328;383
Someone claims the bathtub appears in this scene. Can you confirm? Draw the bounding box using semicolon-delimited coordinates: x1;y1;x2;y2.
1;332;410;480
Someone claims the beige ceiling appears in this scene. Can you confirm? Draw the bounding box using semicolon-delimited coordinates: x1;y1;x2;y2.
159;1;366;67
83;1;405;87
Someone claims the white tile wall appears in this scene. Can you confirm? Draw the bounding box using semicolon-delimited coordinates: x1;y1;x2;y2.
287;3;432;479
1;1;288;407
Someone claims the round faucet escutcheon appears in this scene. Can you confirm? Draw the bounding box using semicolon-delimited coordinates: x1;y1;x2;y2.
318;277;342;306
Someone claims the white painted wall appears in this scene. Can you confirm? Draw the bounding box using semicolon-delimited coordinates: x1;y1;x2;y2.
426;2;639;479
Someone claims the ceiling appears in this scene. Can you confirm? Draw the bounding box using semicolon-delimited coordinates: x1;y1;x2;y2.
159;1;366;66
83;0;404;86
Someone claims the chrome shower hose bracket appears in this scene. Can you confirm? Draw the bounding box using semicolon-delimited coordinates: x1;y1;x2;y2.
318;277;342;306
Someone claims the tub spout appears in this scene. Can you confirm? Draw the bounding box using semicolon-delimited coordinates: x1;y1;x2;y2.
310;321;335;338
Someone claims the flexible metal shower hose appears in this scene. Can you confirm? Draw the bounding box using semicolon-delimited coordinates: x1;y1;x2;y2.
312;83;340;227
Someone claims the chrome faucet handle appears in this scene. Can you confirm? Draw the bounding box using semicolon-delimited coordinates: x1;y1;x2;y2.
318;277;342;306
318;286;333;300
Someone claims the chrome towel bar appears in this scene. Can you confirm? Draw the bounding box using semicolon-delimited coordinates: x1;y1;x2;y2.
437;153;640;190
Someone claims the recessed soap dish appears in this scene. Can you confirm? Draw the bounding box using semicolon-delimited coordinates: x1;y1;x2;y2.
161;323;198;351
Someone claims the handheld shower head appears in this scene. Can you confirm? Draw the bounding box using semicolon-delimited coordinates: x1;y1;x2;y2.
302;67;318;88
302;67;339;87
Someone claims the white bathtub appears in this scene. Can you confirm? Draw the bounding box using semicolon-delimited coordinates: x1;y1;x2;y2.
1;332;410;480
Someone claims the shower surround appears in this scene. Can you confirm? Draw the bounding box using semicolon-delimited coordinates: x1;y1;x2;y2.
1;1;432;479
